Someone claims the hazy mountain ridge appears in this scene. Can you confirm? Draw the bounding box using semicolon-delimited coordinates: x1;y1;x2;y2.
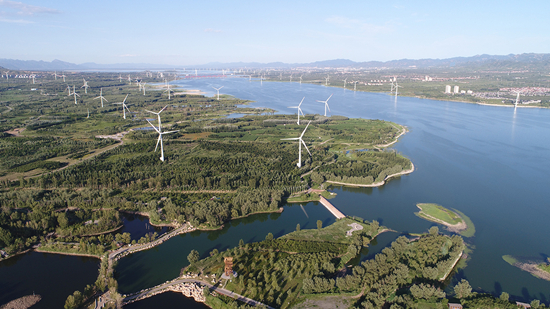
1;53;549;71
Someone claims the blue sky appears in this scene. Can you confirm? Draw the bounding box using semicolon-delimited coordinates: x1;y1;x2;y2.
1;0;549;65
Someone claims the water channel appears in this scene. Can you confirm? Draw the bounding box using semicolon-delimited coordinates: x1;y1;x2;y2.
2;76;550;307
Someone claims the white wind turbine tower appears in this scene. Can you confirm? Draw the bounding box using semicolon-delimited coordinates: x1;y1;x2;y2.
81;78;89;94
3;71;9;81
141;82;147;95
281;121;312;168
390;81;395;94
212;86;224;100
317;94;333;117
87;109;90;118
260;75;265;86
53;71;57;80
113;94;131;119
325;75;330;86
72;86;80;104
343;78;347;88
31;75;36;84
66;85;72;96
127;75;132;85
147;118;179;162
290;75;293;82
353;81;358;91
94;88;108;107
299;75;303;84
118;74;122;82
288;97;305;125
61;74;66;82
512;90;522;107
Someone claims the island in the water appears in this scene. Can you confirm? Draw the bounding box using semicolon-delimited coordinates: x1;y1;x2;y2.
415;203;475;237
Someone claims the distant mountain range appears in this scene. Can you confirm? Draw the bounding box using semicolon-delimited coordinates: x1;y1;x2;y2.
1;53;549;71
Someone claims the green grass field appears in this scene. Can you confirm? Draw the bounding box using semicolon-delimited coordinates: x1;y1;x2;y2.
415;203;463;225
282;217;369;244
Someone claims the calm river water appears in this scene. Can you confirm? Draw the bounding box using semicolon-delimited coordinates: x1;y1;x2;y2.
3;76;550;307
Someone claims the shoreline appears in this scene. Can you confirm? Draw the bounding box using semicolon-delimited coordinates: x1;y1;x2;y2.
415;204;467;234
326;162;415;188
34;248;102;259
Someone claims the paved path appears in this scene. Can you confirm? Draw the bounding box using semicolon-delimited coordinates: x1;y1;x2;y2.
319;196;346;219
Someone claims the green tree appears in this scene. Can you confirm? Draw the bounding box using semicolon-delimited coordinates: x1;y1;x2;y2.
500;292;509;302
187;249;200;264
454;279;472;299
296;223;300;231
429;226;439;235
317;220;323;229
210;248;218;256
265;233;273;241
239;239;244;247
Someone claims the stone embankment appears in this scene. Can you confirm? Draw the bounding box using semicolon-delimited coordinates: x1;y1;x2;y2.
110;223;195;261
123;282;205;305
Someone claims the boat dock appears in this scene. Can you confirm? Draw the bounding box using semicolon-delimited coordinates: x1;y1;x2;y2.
318;196;346;219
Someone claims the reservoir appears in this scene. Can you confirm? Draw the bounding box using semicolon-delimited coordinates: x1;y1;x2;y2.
3;76;550;306
119;76;550;302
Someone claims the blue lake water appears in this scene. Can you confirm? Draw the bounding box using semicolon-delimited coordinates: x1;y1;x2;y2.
4;76;550;306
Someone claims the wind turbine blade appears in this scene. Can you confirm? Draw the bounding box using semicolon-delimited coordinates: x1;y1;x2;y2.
123;94;129;103
300;121;311;138
298;97;305;107
302;139;311;156
281;137;300;141
161;130;180;135
146;119;160;133
298;107;304;116
327;104;331;112
154;135;161;152
288;106;298;108
159;105;169;113
326;94;333;102
145;110;157;115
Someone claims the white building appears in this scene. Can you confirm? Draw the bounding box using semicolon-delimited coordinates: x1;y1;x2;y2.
453;86;460;94
445;85;452;93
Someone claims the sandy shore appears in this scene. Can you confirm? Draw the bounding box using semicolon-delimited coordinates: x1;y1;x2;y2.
326;162;415;188
515;263;550;281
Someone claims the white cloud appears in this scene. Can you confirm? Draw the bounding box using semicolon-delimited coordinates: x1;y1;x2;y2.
204;28;222;33
0;0;60;15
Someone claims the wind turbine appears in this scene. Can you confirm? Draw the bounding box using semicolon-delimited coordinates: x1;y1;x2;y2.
94;88;108;107
31;75;36;84
288;97;305;125
353;81;358;91
53;71;57;80
118;74;122;82
281;121;312;168
211;86;224;100
390;81;395;94
87;109;90;118
72;86;80;104
325;75;330;86
141;82;147;95
113;94;131;119
394;83;402;97
3;71;9;81
127;75;132;85
512;90;522;107
290;75;293;82
163;83;174;100
145;105;169;132
66;85;72;96
317;94;333;117
81;78;89;94
343;78;347;88
61;74;66;82
260;75;265;86
147;118;179;162
299;75;303;84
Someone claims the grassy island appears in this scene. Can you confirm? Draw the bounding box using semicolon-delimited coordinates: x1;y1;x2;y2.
415;203;475;237
503;255;550;282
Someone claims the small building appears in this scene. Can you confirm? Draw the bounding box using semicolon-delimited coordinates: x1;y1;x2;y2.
445;85;452;93
448;303;463;309
454;85;460;94
224;256;233;277
516;302;531;308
